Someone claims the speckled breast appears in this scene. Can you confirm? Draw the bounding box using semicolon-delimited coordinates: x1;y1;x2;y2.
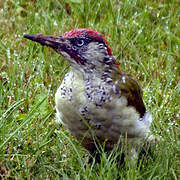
55;70;151;150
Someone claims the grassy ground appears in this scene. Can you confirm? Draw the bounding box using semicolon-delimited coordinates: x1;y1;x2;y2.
0;0;180;179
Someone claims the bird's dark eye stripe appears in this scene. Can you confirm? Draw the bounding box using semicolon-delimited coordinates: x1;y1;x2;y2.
70;37;107;48
71;38;91;47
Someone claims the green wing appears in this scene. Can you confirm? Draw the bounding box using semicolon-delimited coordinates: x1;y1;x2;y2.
113;71;146;118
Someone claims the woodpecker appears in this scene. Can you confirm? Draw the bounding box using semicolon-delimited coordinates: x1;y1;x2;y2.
24;29;155;158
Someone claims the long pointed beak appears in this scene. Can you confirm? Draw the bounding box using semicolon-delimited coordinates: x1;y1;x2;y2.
24;34;64;49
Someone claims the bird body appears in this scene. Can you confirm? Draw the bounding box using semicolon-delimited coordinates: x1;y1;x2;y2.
24;29;154;155
55;67;152;152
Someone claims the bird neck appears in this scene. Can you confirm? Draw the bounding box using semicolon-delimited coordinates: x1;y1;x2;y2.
70;56;120;84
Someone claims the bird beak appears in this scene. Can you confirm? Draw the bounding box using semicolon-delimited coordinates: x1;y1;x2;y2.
24;34;65;50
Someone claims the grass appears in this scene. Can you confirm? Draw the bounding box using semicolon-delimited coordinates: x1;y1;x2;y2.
0;0;180;179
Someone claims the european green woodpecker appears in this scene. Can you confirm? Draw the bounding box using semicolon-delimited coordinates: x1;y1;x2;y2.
24;29;155;158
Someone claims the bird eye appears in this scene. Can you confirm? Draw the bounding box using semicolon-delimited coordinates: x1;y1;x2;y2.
76;39;84;47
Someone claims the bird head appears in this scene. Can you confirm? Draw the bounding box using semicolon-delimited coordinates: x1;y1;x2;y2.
24;29;119;74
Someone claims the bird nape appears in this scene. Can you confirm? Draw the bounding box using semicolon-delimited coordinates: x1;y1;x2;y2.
24;28;157;164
